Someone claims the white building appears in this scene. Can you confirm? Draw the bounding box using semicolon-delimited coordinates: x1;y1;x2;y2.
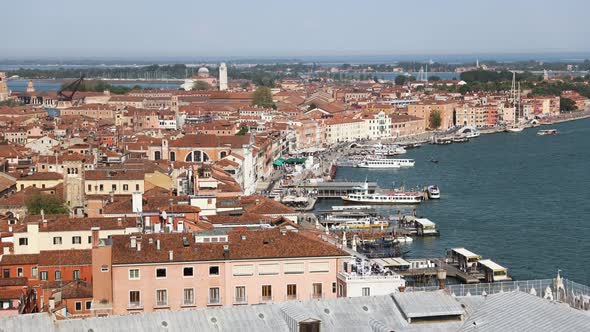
337;271;405;297
324;118;368;144
363;111;392;140
219;63;228;91
25;136;60;155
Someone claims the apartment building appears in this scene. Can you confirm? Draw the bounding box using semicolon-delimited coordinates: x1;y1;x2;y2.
91;229;349;316
84;169;145;196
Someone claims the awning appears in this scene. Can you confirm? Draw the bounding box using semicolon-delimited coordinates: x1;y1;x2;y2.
273;157;286;166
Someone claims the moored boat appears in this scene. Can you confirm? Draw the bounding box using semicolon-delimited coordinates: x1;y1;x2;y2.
357;158;415;168
427;185;440;199
341;181;423;205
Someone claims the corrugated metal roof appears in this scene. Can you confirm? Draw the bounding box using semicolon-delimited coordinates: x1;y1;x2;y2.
451;248;481;259
458;291;590;332
477;259;506;271
393;290;465;319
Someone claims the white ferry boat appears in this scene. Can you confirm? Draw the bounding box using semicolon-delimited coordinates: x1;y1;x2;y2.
505;125;524;133
357;158;415;168
341;182;423;204
373;143;406;156
427;185;440;199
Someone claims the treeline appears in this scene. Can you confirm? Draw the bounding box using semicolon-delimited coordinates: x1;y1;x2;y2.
531;81;590;99
60;80;142;95
460;69;542;83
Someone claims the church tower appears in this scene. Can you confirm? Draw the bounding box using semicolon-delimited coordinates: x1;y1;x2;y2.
26;79;35;93
241;133;256;195
64;159;86;217
0;72;9;101
219;63;228;91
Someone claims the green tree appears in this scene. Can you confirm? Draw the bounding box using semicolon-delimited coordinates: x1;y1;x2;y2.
193;81;212;91
560;97;578;112
25;192;69;215
236;126;249;135
395;75;415;86
252;87;275;108
429;110;442;129
307;103;318;111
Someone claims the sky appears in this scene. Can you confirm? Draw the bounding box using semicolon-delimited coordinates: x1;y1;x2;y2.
2;0;590;60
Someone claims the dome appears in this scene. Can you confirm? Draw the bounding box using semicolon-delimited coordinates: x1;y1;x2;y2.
197;67;210;77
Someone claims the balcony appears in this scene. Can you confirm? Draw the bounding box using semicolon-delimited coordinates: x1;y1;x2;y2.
259;295;273;303
234;296;248;305
127;302;144;310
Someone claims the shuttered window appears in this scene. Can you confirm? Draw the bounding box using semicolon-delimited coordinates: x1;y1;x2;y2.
309;262;330;273
233;264;254;276
284;263;305;274
258;263;279;275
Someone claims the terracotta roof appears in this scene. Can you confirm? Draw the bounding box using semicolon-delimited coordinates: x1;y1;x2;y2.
111;228;348;265
239;195;296;215
61;280;93;299
18;216;137;232
85;169;144;181
0;277;27;287
0;253;39;266
38;250;92;267
168;134;249;148
17;172;63;181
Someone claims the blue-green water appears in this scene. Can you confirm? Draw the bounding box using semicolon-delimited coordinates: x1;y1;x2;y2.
316;118;590;283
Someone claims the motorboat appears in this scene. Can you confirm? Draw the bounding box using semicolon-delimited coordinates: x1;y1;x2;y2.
452;137;469;143
506;126;524;133
427;185;441;199
537;129;557;136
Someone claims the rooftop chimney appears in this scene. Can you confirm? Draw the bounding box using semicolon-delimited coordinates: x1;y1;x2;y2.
156;239;161;251
168;250;173;261
137;241;142;251
223;245;229;258
3;247;9;255
437;269;447;290
117;218;123;227
130;236;137;248
132;192;143;214
91;227;100;247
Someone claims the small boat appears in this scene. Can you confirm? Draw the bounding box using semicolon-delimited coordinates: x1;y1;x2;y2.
427;185;441;199
537;129;557;136
402;143;422;149
452;137;469;143
394;236;414;244
506;126;524;133
430;159;439;164
432;137;453;145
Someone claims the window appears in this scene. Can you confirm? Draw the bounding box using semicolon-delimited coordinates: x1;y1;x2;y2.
287;284;297;300
88;236;92;244
75;302;82;311
156;289;168;307
235;286;246;304
332;282;337;293
40;271;48;280
261;285;272;301
208;287;220;305
32;267;38;279
55;270;62;280
87;184;92;191
183;267;193;277
362;287;370;296
135;184;140;191
72;236;81;244
123;184;129;191
209;266;219;276
53;237;62;245
156;268;167;278
129;269;140;280
183;288;194;306
111;184;117;191
129;291;141;307
18;238;28;246
2;269;9;278
85;301;92;310
312;283;322;299
99;184;104;191
73;270;80;280
17;268;23;277
101;265;109;272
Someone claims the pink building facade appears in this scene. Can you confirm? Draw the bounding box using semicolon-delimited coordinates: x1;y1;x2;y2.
92;229;349;316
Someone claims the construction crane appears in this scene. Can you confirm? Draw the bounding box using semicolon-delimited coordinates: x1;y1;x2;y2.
57;75;85;102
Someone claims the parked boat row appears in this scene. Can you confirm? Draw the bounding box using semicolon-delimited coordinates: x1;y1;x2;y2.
356;158;415;168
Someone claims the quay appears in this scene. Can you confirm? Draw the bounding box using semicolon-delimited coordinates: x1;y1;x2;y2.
296;181;378;198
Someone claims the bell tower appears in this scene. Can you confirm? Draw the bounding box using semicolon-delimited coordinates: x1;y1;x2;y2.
64;159;85;217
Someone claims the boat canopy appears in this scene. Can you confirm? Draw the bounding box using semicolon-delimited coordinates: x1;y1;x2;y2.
478;259;507;272
414;218;435;227
451;247;482;260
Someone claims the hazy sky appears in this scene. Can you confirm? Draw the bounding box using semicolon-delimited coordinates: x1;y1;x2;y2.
3;0;590;59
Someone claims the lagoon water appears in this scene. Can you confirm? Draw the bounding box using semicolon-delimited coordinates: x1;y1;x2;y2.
316;118;590;284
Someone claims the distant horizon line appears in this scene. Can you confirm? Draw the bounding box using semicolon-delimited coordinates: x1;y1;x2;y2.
1;51;590;66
